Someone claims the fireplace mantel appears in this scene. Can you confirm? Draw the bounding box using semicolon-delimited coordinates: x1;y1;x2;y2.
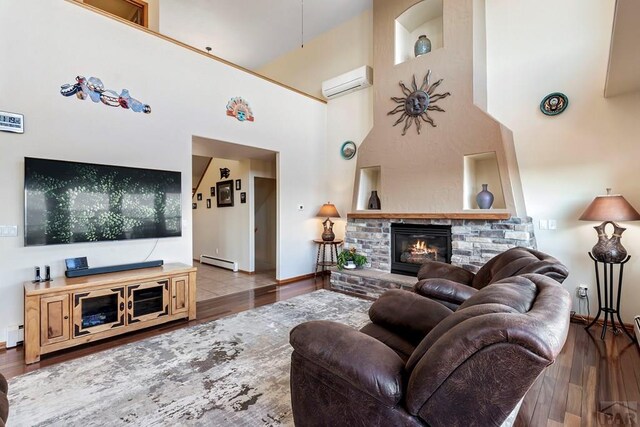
347;212;511;220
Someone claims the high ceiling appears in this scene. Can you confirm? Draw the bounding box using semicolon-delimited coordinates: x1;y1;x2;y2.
159;0;372;70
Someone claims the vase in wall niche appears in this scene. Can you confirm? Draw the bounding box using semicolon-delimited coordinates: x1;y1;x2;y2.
476;184;494;209
368;191;381;210
414;35;432;57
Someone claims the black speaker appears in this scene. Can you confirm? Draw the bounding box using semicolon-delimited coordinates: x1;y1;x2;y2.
33;266;41;283
65;260;164;278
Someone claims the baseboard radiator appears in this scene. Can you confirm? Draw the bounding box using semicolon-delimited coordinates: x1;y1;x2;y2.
200;255;238;272
635;316;640;347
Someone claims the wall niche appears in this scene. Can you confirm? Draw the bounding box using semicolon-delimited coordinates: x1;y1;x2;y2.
463;152;506;210
394;0;444;65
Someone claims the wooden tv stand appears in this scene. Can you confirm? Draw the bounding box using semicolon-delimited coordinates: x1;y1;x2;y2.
24;263;196;364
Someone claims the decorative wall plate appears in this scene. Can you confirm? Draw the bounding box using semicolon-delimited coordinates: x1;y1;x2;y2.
226;97;254;122
540;92;568;116
340;141;357;160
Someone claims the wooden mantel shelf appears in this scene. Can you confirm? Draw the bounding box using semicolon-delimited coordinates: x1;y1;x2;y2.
347;212;512;220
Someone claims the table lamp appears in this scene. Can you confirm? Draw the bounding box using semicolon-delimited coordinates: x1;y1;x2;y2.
316;202;341;241
579;188;640;263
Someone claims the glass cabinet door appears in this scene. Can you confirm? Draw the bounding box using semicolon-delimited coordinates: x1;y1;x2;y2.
126;279;169;324
73;287;125;337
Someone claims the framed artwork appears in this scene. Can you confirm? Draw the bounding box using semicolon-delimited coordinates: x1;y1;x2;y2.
216;180;234;207
240;192;246;203
210;186;215;197
207;199;211;209
235;179;241;190
192;203;197;209
197;193;202;201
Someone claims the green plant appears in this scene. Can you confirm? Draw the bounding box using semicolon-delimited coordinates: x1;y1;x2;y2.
336;247;368;270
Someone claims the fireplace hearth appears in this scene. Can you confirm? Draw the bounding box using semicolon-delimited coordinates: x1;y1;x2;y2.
391;223;451;276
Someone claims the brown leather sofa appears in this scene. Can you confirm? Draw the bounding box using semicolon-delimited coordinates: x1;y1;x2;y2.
414;247;569;310
0;372;8;427
290;274;571;427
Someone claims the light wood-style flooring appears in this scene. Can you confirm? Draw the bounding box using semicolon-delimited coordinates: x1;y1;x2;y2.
194;261;276;301
0;276;638;426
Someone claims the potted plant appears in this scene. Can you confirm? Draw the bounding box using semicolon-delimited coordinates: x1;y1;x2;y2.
337;247;368;270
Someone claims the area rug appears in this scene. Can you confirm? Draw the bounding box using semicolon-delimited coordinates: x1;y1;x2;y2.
8;290;371;426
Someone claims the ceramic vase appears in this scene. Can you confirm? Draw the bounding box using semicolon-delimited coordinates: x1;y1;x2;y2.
368;190;381;210
591;222;628;263
414;35;432;57
476;184;494;209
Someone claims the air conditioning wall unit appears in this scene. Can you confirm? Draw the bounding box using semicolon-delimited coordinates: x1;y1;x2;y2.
322;65;373;100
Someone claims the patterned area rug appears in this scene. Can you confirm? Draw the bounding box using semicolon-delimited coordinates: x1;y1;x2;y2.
9;290;371;426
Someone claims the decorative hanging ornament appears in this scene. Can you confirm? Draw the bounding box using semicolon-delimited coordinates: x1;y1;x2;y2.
387;69;451;136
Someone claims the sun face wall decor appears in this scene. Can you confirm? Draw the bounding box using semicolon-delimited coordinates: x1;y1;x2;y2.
226;97;254;122
387;69;451;135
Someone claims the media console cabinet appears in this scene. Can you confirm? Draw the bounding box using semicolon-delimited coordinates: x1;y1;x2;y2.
24;263;197;364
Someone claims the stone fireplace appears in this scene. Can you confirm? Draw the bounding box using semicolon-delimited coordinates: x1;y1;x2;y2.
330;214;535;298
390;223;451;276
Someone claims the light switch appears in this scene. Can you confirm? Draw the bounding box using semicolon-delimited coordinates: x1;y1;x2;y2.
539;219;548;230
548;219;557;230
0;225;18;237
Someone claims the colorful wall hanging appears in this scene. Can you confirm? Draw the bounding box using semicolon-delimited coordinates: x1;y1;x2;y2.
226;97;254;122
387;69;450;136
60;76;151;114
540;92;568;116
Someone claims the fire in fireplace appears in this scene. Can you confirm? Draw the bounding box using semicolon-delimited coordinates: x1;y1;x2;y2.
391;223;451;276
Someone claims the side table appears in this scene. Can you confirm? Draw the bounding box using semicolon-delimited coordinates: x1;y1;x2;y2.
314;239;343;276
585;252;636;342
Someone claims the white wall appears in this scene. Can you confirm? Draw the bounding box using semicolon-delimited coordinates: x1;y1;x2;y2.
0;0;327;342
258;10;373;99
258;9;375;241
486;0;640;320
192;158;251;271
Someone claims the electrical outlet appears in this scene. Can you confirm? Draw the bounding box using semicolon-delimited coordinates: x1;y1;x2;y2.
539;219;548;230
548;219;557;230
576;285;588;298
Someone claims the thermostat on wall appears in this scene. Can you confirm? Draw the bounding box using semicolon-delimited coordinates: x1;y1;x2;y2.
0;111;24;134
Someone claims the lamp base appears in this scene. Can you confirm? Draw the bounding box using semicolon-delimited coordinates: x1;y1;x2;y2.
321;218;335;241
591;221;627;263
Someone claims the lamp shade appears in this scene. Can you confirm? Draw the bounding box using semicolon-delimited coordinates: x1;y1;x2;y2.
579;193;640;222
316;203;340;218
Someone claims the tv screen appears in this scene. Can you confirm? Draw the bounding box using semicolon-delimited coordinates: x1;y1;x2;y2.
25;157;182;246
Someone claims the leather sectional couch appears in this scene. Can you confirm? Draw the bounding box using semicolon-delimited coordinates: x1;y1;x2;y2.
0;372;8;427
290;273;572;426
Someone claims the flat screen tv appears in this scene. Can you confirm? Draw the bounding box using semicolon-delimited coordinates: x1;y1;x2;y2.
25;157;182;246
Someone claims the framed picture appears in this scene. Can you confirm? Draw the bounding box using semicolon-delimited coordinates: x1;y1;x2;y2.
210;186;215;197
206;199;211;209
216;180;234;207
197;193;202;201
192;203;197;209
235;179;241;190
240;192;246;203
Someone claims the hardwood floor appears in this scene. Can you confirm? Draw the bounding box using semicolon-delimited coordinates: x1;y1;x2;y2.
1;277;638;426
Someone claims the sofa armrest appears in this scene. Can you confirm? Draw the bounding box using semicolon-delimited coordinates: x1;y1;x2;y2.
368;290;453;342
290;320;405;406
414;278;478;307
417;260;475;284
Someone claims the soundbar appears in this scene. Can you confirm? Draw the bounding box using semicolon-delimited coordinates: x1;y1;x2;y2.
65;260;164;278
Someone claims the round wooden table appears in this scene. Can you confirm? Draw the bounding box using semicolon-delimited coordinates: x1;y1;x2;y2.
313;239;343;276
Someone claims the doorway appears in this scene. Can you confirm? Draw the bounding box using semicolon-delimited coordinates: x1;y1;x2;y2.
254;177;276;273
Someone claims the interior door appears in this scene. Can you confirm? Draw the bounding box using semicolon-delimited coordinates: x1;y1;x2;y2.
254;177;277;272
